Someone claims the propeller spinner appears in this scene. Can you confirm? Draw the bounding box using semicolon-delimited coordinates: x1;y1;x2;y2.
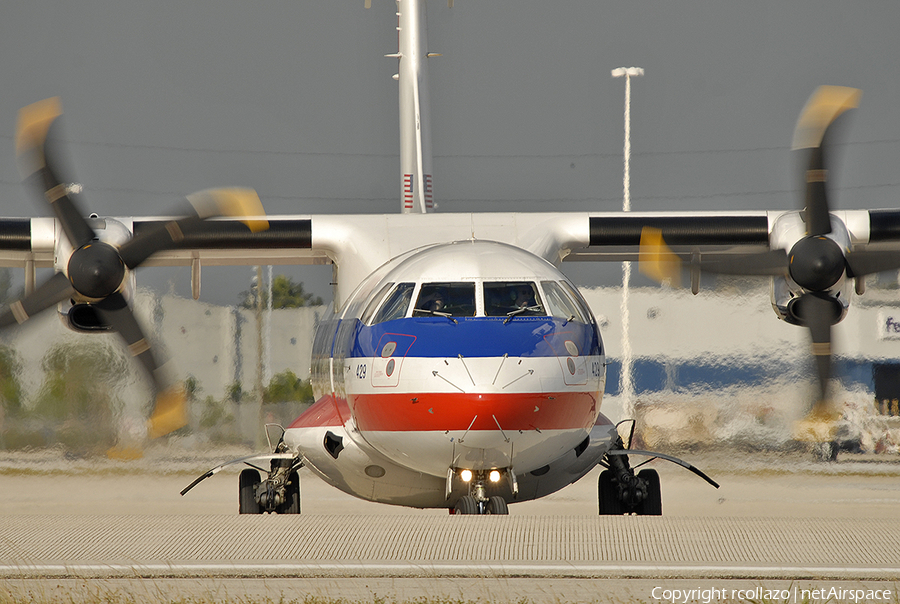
3;98;268;440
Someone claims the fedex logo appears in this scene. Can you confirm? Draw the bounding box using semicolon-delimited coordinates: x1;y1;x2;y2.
879;313;900;340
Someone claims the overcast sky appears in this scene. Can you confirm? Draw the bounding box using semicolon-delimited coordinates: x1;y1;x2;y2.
2;2;900;305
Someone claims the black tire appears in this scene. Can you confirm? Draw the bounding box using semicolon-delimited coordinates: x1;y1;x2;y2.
276;470;301;515
487;495;509;515
637;469;662;516
813;441;838;462
239;469;262;514
454;495;478;515
598;469;622;515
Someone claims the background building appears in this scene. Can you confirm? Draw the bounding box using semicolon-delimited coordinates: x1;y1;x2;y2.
1;276;899;452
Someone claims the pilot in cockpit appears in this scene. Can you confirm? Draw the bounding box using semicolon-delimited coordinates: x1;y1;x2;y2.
419;289;446;312
513;284;536;309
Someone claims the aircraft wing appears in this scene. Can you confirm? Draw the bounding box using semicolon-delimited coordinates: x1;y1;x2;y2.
0;215;324;270
2;209;900;299
566;209;900;262
3;210;900;266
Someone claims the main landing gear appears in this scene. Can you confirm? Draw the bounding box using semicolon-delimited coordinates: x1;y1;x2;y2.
598;440;662;515
232;425;303;515
179;426;303;513
238;455;302;515
180;451;302;514
597;421;720;516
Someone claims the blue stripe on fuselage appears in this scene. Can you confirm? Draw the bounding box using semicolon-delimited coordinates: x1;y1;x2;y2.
350;316;602;359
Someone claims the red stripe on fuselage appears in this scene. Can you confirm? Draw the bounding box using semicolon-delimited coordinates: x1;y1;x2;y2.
594;412;615;428
349;391;598;432
288;395;349;429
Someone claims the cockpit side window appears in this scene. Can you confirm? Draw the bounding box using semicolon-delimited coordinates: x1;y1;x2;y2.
484;282;545;317
541;280;588;324
560;281;594;324
361;282;395;325
372;282;415;324
413;282;476;317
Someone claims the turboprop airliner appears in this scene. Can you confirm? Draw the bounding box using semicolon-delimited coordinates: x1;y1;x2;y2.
2;1;900;515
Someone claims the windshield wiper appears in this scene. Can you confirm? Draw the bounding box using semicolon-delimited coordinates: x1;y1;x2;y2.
504;305;542;324
414;308;458;324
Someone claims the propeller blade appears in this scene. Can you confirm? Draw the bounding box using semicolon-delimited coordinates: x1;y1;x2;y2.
93;292;188;438
792;86;862;150
802;145;832;237
638;226;682;287
845;249;900;278
147;386;189;440
94;292;160;381
792;86;861;237
16;98;97;249
0;272;75;328
792;293;837;405
187;187;268;233
117;188;267;269
639;227;787;289
792;294;843;442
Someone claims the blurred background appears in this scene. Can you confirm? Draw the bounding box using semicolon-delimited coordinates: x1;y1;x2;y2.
1;2;900;456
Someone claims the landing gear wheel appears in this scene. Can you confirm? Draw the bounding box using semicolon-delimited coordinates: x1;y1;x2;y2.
239;469;262;514
454;495;478;515
598;469;622;515
637;469;662;516
487;496;509;515
276;470;301;515
812;441;838;462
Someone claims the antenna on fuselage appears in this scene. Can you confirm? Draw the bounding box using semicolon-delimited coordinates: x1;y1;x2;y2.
369;0;450;213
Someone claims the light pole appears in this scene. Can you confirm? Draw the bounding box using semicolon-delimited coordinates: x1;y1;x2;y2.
611;66;643;418
611;67;644;211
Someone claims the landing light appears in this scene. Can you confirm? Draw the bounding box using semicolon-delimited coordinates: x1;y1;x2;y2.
460;469;473;482
489;470;501;483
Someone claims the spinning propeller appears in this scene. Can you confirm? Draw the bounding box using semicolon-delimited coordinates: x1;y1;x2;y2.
5;98;268;439
640;86;900;436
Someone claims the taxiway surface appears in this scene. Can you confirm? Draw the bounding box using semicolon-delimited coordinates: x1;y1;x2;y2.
2;449;899;602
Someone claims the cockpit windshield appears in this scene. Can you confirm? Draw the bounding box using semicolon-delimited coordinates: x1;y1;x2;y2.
367;279;588;324
413;282;476;317
484;282;544;317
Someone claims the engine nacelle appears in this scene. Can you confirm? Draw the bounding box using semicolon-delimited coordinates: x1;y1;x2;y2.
768;211;853;327
58;302;110;332
770;276;850;327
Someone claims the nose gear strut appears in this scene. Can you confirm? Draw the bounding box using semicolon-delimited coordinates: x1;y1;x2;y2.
451;470;510;515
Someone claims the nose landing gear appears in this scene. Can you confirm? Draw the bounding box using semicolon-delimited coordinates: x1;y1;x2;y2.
451;470;510;515
454;493;509;515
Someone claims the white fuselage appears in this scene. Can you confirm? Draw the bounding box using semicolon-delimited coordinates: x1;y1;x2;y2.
283;240;616;508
